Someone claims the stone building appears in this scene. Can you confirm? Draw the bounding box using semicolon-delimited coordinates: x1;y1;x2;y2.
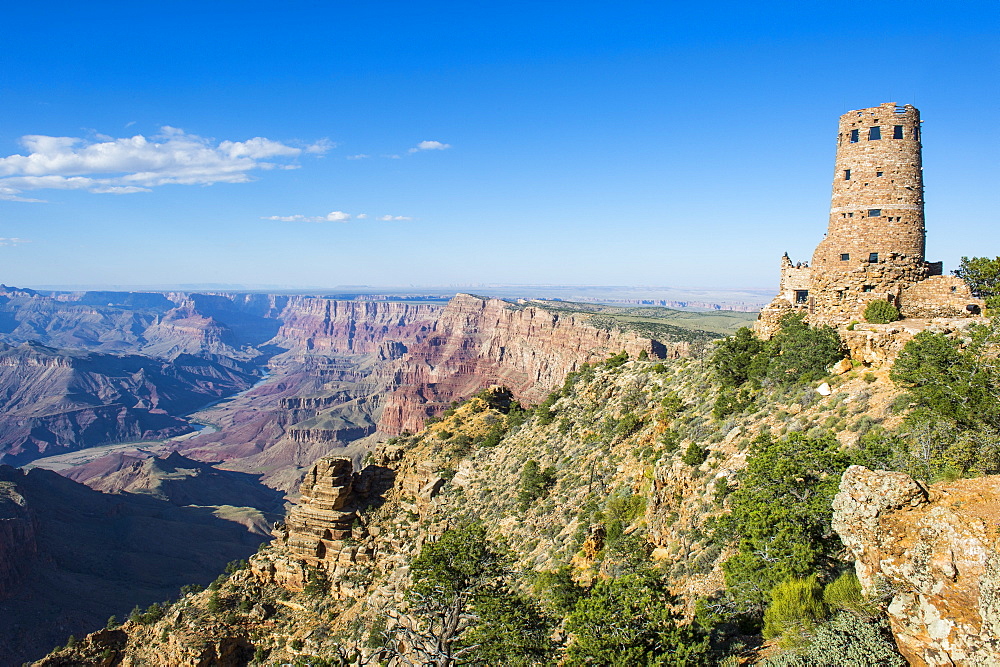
756;103;981;336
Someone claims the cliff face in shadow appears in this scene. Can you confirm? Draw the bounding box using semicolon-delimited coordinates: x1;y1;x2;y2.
0;464;273;665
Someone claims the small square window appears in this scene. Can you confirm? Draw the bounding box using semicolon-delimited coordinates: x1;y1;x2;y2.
869;126;881;140
794;290;809;304
848;212;854;218
850;129;859;143
893;125;904;139
840;253;850;261
876;171;883;177
868;209;881;217
844;169;851;180
862;285;874;292
869;252;879;262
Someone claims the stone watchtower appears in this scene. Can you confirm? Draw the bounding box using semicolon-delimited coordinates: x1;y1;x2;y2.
756;103;980;336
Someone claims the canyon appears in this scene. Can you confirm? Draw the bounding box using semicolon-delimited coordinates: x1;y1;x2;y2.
1;284;732;664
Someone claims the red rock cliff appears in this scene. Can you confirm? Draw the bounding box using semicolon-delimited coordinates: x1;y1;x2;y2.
379;294;688;434
268;298;441;357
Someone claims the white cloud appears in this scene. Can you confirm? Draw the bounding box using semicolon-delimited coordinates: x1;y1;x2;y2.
0;127;327;201
305;138;336;154
0;237;29;246
263;210;414;223
346;154;370;160
263;210;353;223
408;140;451;153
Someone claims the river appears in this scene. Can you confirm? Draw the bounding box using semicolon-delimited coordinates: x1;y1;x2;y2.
23;370;272;473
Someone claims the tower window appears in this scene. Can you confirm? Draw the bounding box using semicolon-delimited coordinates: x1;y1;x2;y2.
869;126;882;140
840;253;850;261
847;212;854;218
913;126;920;140
844;169;851;180
794;290;809;304
850;129;859;143
862;285;874;292
876;171;883;177
868;209;881;217
893;125;904;139
869;252;879;262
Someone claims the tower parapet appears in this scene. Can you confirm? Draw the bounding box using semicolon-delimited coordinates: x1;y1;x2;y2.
755;103;981;337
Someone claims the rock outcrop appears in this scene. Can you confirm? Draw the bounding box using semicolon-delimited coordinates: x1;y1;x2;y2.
833;465;1000;666
839;317;980;366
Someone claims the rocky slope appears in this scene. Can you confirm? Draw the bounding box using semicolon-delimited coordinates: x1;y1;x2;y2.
833;466;1000;666
63;451;285;512
34;351;921;665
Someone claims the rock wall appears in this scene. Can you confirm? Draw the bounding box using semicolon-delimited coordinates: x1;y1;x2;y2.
268;298;441;357
379;294;685;434
832;465;1000;666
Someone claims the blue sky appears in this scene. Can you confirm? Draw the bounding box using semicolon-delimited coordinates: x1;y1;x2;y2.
1;1;997;291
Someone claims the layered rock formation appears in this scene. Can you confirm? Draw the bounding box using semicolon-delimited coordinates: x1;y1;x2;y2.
268;298;440;357
833;465;1000;666
0;342;256;466
379;294;687;434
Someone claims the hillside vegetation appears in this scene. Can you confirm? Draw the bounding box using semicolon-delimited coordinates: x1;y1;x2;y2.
38;313;1000;665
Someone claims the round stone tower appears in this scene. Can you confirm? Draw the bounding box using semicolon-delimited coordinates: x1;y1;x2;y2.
755;102;982;338
808;103;932;322
813;103;925;266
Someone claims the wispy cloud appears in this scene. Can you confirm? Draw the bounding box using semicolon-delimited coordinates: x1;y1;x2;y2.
408;140;451;153
0;128;330;201
263;211;414;223
0;237;29;246
346;154;370;160
263;211;352;223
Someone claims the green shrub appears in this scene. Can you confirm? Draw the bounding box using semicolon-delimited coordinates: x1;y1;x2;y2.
762;576;826;645
762;612;905;666
660;429;681;453
711;327;767;389
613;413;644;439
682;442;707;466
823;571;874;619
715;432;854;614
517;460;557;509
954;256;1000;309
863;300;900;324
564;569;711;665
